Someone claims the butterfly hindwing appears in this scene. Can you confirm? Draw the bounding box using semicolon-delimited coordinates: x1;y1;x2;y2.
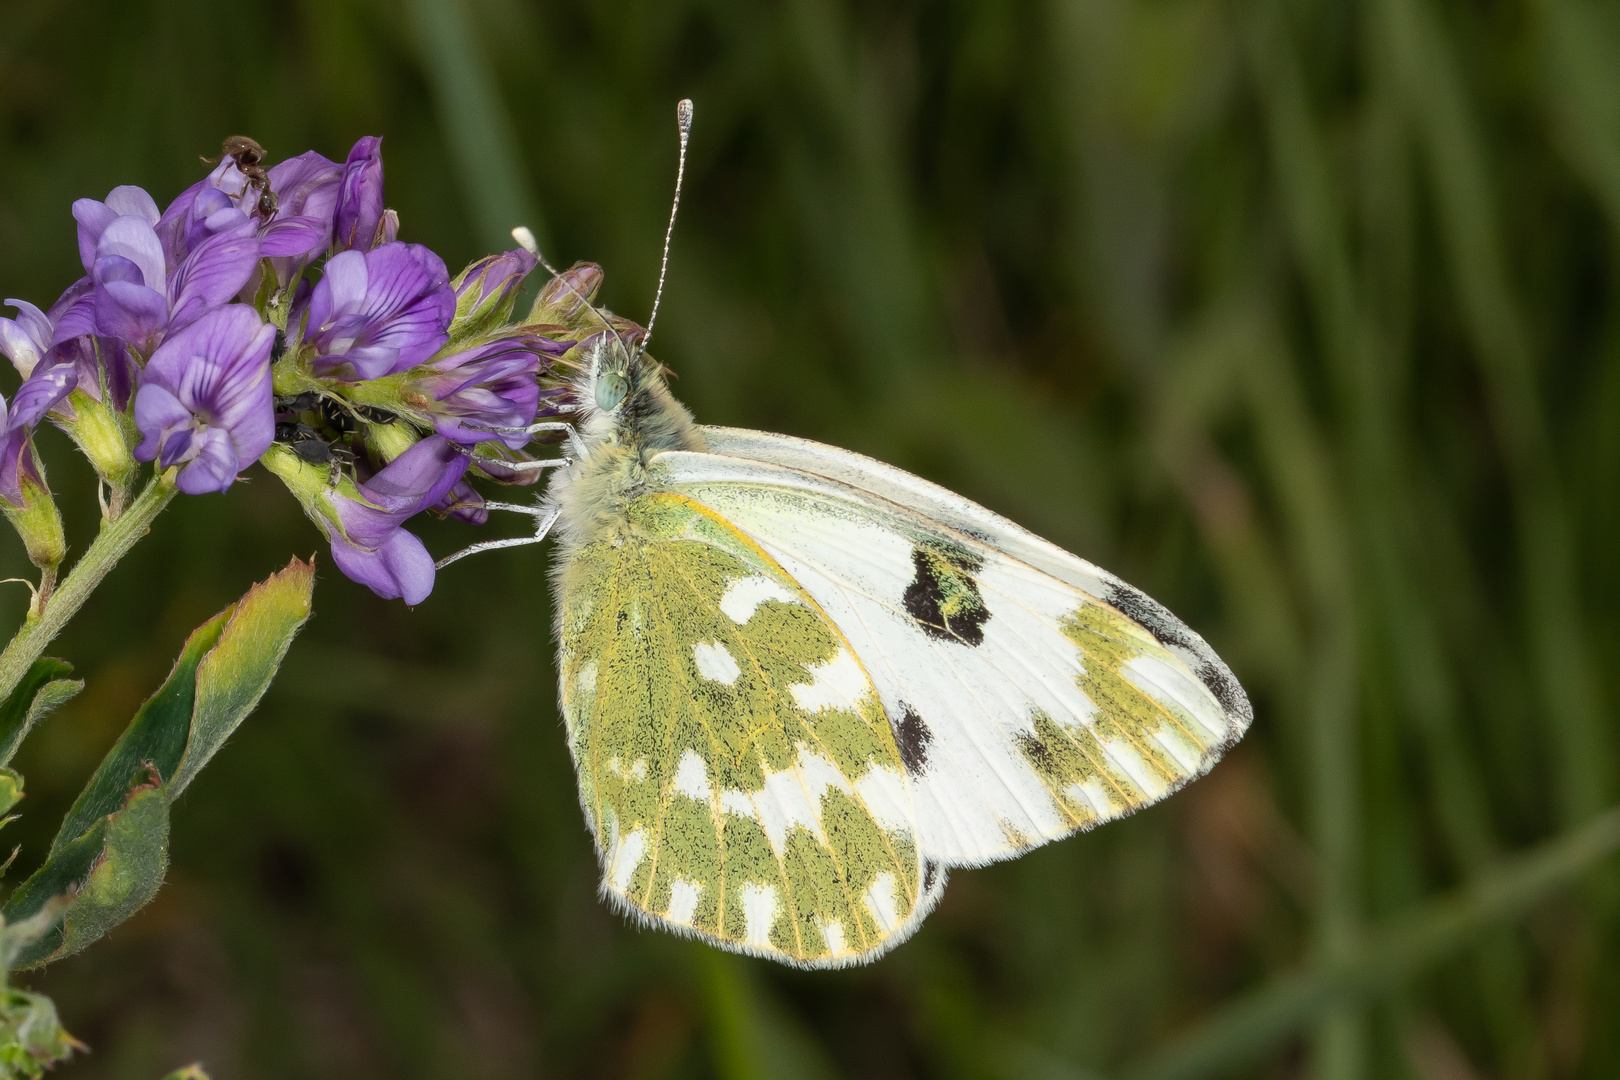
654;432;1252;867
556;491;932;966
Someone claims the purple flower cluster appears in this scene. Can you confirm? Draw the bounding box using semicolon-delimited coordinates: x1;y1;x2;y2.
1;135;568;602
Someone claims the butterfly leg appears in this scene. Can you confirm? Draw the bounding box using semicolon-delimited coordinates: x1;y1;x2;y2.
485;456;570;475
464;420;586;460
435;503;561;569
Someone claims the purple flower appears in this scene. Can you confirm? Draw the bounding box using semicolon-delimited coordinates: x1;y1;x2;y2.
332;137;386;253
301;243;454;380
0;299;57;380
409;334;562;447
434;478;488;524
48;280;139;409
0;360;80;508
327;435;468;604
0;424;44;511
74;186;260;357
133;306;275;495
165;152;345;260
452;247;536;326
73;186;160;273
1;292;97;407
261;150;345;258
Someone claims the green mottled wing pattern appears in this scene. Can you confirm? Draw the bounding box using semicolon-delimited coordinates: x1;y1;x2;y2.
556;493;929;967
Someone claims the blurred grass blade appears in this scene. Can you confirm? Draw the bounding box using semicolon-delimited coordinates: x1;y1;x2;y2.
703;951;842;1080
0;559;314;968
1119;807;1620;1080
405;0;546;254
1379;0;1612;825
0;658;79;768
1538;0;1620;232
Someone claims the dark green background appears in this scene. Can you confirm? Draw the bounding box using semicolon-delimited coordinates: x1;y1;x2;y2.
3;0;1620;1076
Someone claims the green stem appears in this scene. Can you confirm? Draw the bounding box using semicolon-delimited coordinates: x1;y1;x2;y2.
0;474;175;705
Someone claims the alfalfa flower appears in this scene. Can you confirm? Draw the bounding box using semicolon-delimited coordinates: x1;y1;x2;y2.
133;306;275;495
262;435;467;604
332;136;387;253
407;334;563;448
73;185;260;358
300;243;455;381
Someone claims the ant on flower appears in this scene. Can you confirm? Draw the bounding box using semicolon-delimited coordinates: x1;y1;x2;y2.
203;135;278;218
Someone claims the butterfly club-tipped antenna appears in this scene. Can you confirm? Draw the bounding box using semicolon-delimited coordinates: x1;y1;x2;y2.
637;98;693;365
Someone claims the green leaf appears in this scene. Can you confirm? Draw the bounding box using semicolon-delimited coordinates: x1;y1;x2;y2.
45;624;222;862
170;557;315;798
0;987;81;1080
0;771;22;820
0;558;315;969
158;1067;210;1080
0;659;80;769
2;771;167;969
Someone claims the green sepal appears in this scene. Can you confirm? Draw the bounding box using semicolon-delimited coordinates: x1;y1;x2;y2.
446;254;528;345
0;659;81;769
0;559;315;968
526;260;603;329
49;388;137;514
0;986;82;1079
0;466;64;577
261;444;427;542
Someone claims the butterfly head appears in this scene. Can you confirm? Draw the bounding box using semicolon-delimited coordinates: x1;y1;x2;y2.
567;328;700;457
590;335;633;414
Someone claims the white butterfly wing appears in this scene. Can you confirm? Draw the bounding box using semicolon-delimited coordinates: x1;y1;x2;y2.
649;427;1252;867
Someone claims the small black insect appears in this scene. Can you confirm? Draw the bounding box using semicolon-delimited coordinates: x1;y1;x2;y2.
354;405;398;425
319;397;357;436
275;392;320;416
274;422;332;465
205;135;278;218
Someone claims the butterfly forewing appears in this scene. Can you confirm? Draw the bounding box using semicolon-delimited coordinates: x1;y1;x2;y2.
652;440;1251;867
557;492;931;966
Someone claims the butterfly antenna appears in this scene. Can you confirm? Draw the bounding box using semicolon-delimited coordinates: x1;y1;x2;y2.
636;98;693;363
511;225;626;354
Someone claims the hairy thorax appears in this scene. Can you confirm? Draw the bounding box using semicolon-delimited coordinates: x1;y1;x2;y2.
549;368;706;548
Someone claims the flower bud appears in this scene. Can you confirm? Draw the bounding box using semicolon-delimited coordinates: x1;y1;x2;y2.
527;261;604;328
1;444;66;584
333;136;386;254
448;248;537;345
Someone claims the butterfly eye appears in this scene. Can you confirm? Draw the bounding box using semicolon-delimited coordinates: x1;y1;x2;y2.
594;370;629;412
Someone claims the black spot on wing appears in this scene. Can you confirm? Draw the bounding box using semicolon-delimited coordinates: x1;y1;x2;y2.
1106;583;1251;725
922;860;940;895
1197;661;1252;725
903;544;990;647
1105;582;1195;650
894;703;932;775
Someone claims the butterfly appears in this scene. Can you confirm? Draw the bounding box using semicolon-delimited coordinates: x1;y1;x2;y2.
448;101;1252;967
